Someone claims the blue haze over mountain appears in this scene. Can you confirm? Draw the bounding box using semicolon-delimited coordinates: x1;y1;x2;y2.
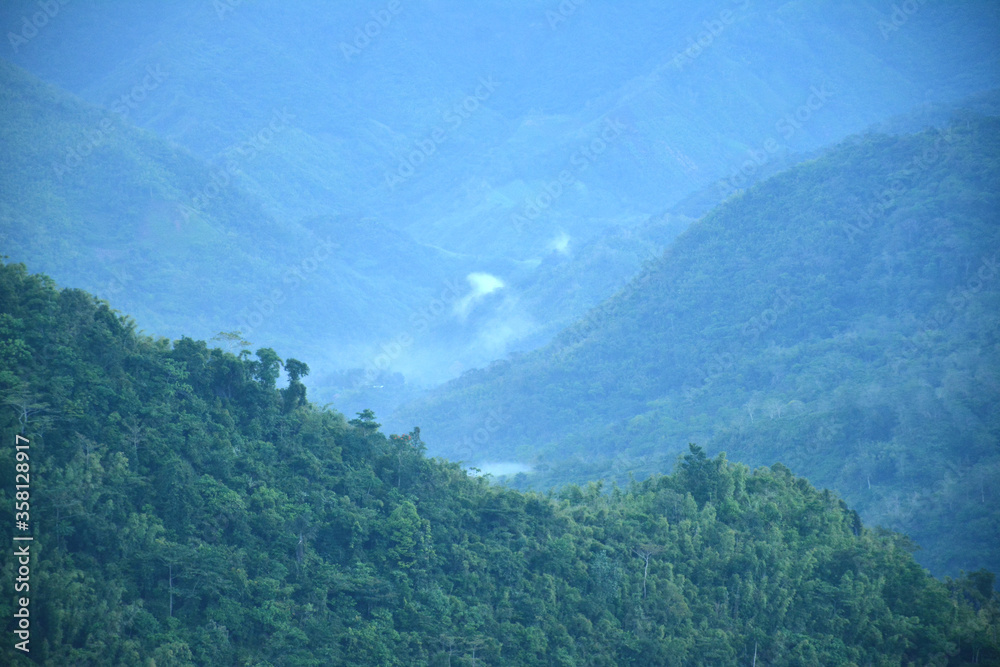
2;1;998;418
3;3;1000;662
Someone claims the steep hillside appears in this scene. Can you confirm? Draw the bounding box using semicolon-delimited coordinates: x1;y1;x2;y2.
0;59;694;400
0;60;544;383
3;0;999;404
393;118;1000;578
1;261;997;665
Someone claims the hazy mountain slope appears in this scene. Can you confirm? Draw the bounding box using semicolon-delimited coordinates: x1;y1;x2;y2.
0;60;498;374
2;261;997;665
0;60;279;330
4;0;997;258
2;0;998;397
0;57;689;398
393;118;1000;578
0;60;697;409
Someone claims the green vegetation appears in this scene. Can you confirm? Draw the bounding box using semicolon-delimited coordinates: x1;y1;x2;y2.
5;0;1000;403
395;117;1000;579
0;59;688;405
0;60;511;386
1;261;998;665
2;1;999;662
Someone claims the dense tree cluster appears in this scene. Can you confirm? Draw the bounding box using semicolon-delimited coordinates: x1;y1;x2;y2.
1;262;997;665
397;117;1000;578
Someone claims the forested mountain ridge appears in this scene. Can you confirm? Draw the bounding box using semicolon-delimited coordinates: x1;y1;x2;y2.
2;261;998;665
392;117;1000;579
0;58;690;405
3;0;999;405
0;59;542;390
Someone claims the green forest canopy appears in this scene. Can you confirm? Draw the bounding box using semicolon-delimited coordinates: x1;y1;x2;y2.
0;261;997;665
394;117;1000;580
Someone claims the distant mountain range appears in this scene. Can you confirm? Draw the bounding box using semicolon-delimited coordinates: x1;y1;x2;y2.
2;0;998;580
0;60;490;374
0;59;695;417
2;0;999;407
393;117;1000;578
